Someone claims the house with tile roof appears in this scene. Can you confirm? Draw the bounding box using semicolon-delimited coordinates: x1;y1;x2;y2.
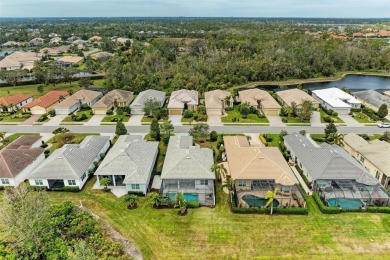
89;35;103;42
238;88;281;116
275;88;320;111
53;89;102;115
94;135;158;195
90;51;114;60
29;136;110;189
167;89;198;115
23;90;69;114
0;94;33;112
284;133;390;208
56;56;84;67
0;51;40;71
343;133;390;189
0;136;45;187
28;37;45;46
223;135;305;208
160;136;215;205
130;89;166;115
204;89;233;116
92;89;134;115
312;87;361;114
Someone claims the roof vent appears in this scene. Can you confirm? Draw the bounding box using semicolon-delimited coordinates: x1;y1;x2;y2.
57;156;63;159
185;156;191;159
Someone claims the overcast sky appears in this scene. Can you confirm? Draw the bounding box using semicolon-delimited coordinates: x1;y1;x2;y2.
0;0;389;18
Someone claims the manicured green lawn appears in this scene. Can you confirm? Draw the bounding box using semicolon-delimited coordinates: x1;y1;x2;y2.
181;117;194;123
310;134;326;144
101;114;130;123
281;116;310;124
352;112;373;123
0;79;105;98
46;178;390;259
46;133;99;154
320;109;344;123
259;134;282;147
222;106;269;123
0;112;30;122
141;116;169;123
62;109;93;122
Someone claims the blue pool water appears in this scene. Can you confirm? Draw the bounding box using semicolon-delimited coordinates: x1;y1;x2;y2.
242;194;279;208
168;193;199;202
327;198;364;210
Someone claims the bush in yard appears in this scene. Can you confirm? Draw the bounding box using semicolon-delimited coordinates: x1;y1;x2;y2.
79;103;90;111
322;115;333;123
48;110;56;117
377;104;388;119
79;113;87;121
197;105;206;115
162;135;170;146
249;106;257;114
115;121;127;135
331;111;338;117
150;118;161;141
52;127;69;134
282;118;288;123
367;207;390;214
186;201;200;208
106;110;114;115
240;106;250;117
312;192;341;214
182;110;193;118
38;114;48;122
116;107;124;115
210;130;218;141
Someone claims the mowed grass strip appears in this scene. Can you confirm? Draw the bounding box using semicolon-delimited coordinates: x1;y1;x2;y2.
47;178;390;259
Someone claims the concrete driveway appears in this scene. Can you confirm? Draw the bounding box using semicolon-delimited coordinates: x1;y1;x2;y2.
42;115;67;126
20;115;40;125
169;115;182;126
311;111;323;127
267;116;286;127
84;115;105;126
207;115;223;126
338;114;361;127
126;115;143;126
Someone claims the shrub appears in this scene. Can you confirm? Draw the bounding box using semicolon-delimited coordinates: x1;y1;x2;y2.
367;207;390;214
79;103;91;111
359;134;370;140
186;201;200;208
240;106;250;116
312;192;341;214
210;130;218;141
232;207;307;215
322;115;333;123
48;110;56;117
183;110;193;118
282;118;288;123
106;110;114;115
52;187;80;192
52;127;69;134
332;111;338;117
38;114;48;122
162;135;170;146
116;107;124;115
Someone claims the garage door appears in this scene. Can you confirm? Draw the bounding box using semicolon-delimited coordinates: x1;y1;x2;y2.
335;108;349;115
55;109;70;115
31;108;46;115
169;109;183;115
93;108;107;115
207;109;221;116
264;109;280;116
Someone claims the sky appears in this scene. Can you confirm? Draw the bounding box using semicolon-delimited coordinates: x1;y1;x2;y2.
0;0;389;18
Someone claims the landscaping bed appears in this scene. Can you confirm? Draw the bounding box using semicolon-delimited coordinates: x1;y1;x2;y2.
222;106;269;123
101;114;130;123
62;109;93;122
46;133;99;154
0;112;30;122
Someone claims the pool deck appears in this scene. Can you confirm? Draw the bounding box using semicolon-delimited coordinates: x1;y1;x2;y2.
237;190;303;208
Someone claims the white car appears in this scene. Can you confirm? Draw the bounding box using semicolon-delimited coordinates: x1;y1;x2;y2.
378;123;390;128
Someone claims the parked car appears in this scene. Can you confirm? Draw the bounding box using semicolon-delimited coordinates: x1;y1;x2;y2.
378;123;390;128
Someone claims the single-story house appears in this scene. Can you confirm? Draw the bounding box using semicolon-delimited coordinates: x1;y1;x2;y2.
312;87;361;114
352;90;390;114
53;89;102;115
28;37;45;46
284;133;390;208
22;90;69;114
160;136;215;206
0;51;40;71
38;46;69;57
2;41;23;47
0;136;45;187
130;89;166;115
67;36;79;42
94;135;159;195
204;89;233;116
89;35;102;42
0;94;33;112
238;88;281;116
275;88;320;111
343;133;390;189
90;51;114;60
167;89;199;115
224;136;305;208
92;89;134;115
49;37;62;44
56;56;84;67
29;136;110;189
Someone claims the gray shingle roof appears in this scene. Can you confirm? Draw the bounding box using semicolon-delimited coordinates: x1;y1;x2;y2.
161;136;215;180
130;89;166;107
94;135;158;184
352;90;390;109
284;133;378;186
30;136;110;180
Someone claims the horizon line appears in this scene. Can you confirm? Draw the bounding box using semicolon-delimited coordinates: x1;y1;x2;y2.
0;16;389;19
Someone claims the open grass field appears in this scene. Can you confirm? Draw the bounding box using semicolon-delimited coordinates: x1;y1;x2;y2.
222;106;269;123
46;179;390;259
0;79;105;98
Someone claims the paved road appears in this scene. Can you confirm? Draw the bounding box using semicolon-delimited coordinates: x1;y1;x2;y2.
0;125;388;135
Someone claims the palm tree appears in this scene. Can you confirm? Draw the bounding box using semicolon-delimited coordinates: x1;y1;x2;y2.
212;163;228;182
59;95;65;102
68;89;74;96
99;177;111;190
148;193;164;207
174;192;187;215
222;178;234;192
265;187;278;215
124;194;139;208
381;131;390;142
328;133;344;146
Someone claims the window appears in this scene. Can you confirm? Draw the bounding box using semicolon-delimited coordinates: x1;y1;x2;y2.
360;156;365;163
200;180;208;185
131;184;140;190
34;180;43;186
238;181;246;187
1;179;10;185
68;180;76;186
376;171;381;180
81;173;86;181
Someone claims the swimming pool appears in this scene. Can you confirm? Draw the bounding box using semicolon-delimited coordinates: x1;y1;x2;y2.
242;194;279;208
327;198;365;210
168;193;199;202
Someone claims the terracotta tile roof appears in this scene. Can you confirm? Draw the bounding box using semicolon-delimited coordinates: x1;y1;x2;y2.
0;94;32;106
57;56;83;64
23;90;68;109
0;136;44;178
54;89;101;108
238;89;281;109
92;89;133;109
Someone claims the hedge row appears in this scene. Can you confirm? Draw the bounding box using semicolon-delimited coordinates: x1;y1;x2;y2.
312;192;341;214
232;206;308;215
367;207;390;214
187;201;200;208
51;187;80;192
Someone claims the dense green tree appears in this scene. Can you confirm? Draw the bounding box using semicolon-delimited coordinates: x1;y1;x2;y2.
115;121;127;135
143;99;161;117
189;123;210;142
324;122;338;138
150;118;161;140
377;104;388;119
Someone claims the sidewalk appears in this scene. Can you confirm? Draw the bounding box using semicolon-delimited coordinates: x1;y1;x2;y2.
290;166;312;195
